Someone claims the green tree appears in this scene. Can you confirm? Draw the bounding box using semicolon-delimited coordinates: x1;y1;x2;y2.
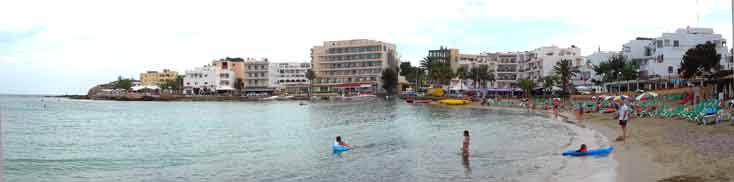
222;57;245;62
160;75;184;91
519;79;534;98
593;55;638;92
541;75;558;89
456;67;466;79
381;67;399;95
485;69;495;88
399;62;413;76
553;59;580;93
420;57;454;85
680;42;722;79
115;76;133;90
305;69;316;97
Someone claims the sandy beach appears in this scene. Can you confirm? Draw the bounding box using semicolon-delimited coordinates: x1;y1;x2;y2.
579;111;734;182
456;99;734;182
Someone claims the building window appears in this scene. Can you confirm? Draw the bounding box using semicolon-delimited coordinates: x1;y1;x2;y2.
673;40;679;47
656;40;663;48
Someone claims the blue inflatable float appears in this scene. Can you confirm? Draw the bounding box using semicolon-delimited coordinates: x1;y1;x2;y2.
562;146;614;156
333;144;351;153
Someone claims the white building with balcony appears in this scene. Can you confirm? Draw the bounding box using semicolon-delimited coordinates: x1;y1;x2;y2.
183;64;236;95
269;62;312;94
648;27;730;78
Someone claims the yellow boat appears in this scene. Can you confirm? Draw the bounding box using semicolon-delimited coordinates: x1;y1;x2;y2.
438;99;471;105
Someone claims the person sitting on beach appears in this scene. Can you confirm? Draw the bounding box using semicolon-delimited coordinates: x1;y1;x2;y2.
461;130;470;156
575;144;588;153
335;136;352;148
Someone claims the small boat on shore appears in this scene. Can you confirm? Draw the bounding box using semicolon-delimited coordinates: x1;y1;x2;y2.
439;99;470;105
414;99;432;104
260;96;278;101
276;96;294;100
337;94;377;101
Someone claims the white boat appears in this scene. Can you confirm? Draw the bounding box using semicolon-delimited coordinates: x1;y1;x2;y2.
337;94;377;101
275;96;294;100
260;96;278;101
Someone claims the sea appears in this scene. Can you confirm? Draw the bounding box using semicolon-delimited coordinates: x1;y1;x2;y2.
0;95;616;182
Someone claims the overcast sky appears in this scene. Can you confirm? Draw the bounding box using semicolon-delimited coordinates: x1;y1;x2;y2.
1;0;732;95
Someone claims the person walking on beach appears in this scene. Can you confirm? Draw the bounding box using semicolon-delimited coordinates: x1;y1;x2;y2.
617;100;630;141
461;130;470;157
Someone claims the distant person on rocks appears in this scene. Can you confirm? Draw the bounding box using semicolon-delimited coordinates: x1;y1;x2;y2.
461;130;470;157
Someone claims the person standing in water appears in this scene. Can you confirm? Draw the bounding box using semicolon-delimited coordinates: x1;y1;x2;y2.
461;130;470;157
461;130;472;175
335;136;352;148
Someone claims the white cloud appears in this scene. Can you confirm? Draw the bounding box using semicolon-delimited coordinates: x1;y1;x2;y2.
0;0;731;94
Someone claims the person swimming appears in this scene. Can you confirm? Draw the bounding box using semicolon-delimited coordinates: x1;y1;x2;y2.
576;144;588;153
461;130;470;156
334;136;352;148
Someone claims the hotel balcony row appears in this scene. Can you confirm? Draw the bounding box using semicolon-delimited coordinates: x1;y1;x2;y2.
313;77;379;84
318;66;383;71
317;71;381;77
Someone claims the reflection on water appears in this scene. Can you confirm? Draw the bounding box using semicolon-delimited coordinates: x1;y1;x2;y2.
1;96;615;182
462;153;471;177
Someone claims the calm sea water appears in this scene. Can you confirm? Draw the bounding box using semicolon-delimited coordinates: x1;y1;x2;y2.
1;95;615;182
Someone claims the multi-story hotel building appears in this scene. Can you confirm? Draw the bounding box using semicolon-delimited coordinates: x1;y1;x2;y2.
243;58;273;93
140;69;178;86
269;62;311;94
427;47;461;71
310;39;399;93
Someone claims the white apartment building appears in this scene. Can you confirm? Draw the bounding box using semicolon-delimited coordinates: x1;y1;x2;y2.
311;39;399;93
532;46;584;78
183;64;235;95
493;52;522;88
243;59;273;93
269;62;311;94
647;27;730;78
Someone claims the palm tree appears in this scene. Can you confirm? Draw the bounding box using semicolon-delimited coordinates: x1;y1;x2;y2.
456;67;467;80
553;59;580;93
305;69;316;97
483;69;495;89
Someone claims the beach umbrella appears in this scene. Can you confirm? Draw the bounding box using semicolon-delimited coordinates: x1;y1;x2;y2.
613;95;628;101
636;92;658;101
646;92;659;97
